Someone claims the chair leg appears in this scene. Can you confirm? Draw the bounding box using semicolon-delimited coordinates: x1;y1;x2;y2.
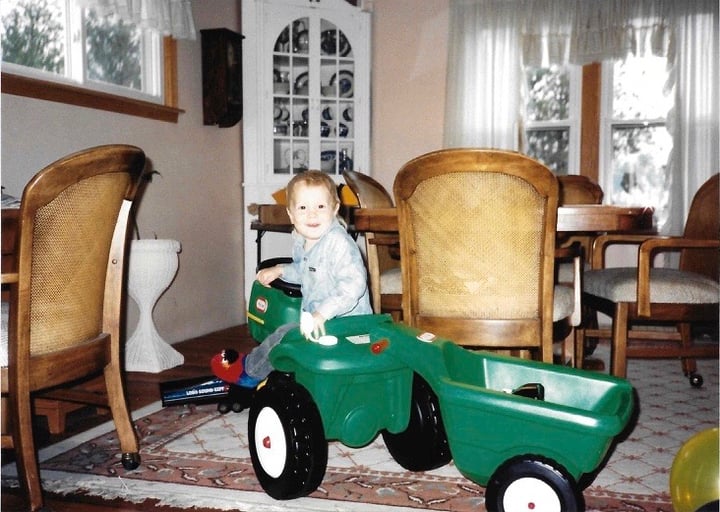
103;364;140;469
678;322;698;376
10;390;44;511
610;303;629;378
574;326;586;369
388;310;402;322
582;306;600;356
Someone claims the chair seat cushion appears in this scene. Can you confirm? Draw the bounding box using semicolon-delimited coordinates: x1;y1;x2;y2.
585;267;720;304
553;284;575;322
556;260;590;283
380;267;402;294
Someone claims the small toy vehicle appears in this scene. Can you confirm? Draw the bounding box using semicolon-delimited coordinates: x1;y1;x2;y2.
246;280;635;511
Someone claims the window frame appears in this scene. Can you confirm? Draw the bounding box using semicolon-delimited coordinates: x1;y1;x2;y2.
524;58;671;202
522;64;582;175
1;37;183;123
597;58;671;201
579;63;602;184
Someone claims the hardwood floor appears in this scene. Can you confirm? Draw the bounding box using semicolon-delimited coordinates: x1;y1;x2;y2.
2;324;256;512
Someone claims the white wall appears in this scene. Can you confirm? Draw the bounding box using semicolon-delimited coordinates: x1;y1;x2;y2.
0;1;456;346
0;1;246;345
370;0;449;192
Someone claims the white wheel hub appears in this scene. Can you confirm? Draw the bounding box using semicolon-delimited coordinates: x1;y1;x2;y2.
502;476;561;512
254;406;287;478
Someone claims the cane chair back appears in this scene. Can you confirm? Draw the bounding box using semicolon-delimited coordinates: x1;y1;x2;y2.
0;145;145;510
342;170;402;320
555;175;604;365
393;149;560;362
680;175;719;281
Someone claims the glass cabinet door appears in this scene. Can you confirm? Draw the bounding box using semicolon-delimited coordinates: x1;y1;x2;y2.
271;16;356;176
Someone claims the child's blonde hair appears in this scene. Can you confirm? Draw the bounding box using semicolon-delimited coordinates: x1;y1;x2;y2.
286;170;339;208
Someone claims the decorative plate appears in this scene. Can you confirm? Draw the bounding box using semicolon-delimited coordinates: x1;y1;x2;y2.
294;72;308;95
320;30;351;57
330;70;354;98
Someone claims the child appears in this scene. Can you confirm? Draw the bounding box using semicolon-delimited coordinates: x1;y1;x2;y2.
211;170;372;389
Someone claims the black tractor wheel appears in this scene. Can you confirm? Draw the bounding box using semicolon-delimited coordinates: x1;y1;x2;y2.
485;456;583;512
382;374;451;471
248;372;327;500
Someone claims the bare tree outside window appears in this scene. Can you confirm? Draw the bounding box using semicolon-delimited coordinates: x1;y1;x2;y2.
609;55;673;228
526;66;570;121
85;10;142;90
523;56;673;226
524;65;572;174
1;0;65;74
1;0;157;100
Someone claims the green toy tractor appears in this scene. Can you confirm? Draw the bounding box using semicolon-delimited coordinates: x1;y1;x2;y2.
244;268;635;512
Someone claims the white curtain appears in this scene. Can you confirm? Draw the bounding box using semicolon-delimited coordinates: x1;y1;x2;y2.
665;1;719;235
443;0;523;149
520;0;573;67
76;0;196;40
444;0;718;234
570;0;673;64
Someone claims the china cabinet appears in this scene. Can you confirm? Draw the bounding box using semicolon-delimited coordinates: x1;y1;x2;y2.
242;0;371;297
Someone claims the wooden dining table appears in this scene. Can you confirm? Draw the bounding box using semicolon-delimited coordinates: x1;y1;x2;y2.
249;204;655;267
353;204;655;234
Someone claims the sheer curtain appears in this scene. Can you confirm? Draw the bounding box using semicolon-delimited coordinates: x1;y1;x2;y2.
444;0;718;234
443;0;523;149
570;0;673;64
76;0;196;40
666;1;719;235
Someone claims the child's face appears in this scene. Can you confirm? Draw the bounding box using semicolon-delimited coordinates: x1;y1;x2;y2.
287;182;339;245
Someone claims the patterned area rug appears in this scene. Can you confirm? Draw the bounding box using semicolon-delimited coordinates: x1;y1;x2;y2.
2;346;718;511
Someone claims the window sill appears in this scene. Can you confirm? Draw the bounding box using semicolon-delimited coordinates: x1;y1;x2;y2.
1;72;184;123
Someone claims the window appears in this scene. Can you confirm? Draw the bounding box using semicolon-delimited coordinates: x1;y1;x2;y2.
523;55;672;226
601;55;673;228
1;0;181;122
523;64;580;175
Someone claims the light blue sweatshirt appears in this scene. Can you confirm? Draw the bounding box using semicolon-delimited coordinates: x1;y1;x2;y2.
282;218;372;320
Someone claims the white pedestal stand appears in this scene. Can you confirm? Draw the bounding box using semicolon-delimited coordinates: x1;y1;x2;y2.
125;239;184;372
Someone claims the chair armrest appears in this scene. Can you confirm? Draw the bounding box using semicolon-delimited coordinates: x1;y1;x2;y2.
636;237;720;316
589;233;667;269
555;242;582;260
368;234;401;260
367;235;400;246
1;272;18;284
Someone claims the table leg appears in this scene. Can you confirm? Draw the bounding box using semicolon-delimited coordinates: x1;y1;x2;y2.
255;229;265;269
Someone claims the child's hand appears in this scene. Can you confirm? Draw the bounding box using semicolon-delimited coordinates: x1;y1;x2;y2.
300;311;326;341
256;264;283;286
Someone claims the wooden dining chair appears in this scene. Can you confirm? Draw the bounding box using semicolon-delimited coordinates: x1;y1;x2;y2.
556;175;605;364
557;175;604;266
577;173;719;385
393;148;569;363
558;175;604;205
342;170;403;320
0;145;145;511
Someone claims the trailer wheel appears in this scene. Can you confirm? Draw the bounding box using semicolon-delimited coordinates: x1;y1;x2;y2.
485;457;583;512
248;373;327;499
382;374;451;471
